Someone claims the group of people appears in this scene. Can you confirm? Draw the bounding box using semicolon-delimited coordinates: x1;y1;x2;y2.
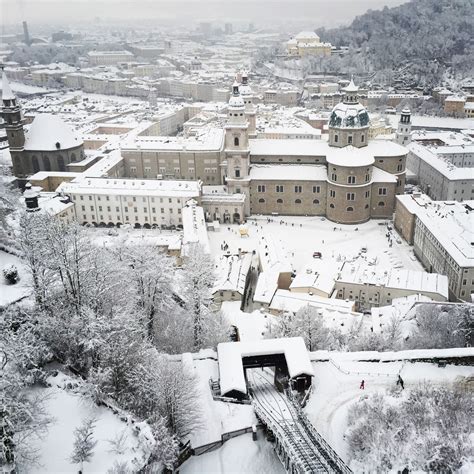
359;374;405;390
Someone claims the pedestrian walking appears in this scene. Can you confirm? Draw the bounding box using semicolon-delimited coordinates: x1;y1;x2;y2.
359;380;365;390
397;375;405;390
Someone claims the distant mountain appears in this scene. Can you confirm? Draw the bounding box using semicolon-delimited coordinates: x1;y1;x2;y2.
316;0;474;85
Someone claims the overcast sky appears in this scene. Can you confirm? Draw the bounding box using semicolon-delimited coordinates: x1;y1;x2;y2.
1;0;408;28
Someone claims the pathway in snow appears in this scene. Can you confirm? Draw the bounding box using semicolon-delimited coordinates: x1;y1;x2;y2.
306;360;474;463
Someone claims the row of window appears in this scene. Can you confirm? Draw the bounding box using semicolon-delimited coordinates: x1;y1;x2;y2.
75;195;181;204
257;198;321;205
82;215;182;223
254;199;386;208
330;173;371;183
81;205;181;214
256;185;322;193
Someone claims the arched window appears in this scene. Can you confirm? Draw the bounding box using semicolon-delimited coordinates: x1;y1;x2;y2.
378;201;385;207
313;199;320;204
43;156;51;171
57;155;65;171
365;204;369;209
277;199;283;204
258;198;265;203
295;199;302;204
329;203;335;208
32;156;39;173
234;137;239;147
347;206;354;212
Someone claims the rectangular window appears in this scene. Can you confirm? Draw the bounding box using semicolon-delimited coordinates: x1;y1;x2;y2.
81;205;85;211
330;190;336;198
313;186;320;193
276;185;284;193
90;205;94;211
98;206;102;211
294;185;302;193
152;207;156;213
347;193;355;201
331;173;337;181
378;187;387;195
365;190;370;198
116;207;119;212
133;207;137;212
235;169;241;178
257;185;266;192
348;136;353;144
143;207;147;213
347;176;356;184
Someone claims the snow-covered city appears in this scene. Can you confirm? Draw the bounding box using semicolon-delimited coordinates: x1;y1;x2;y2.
0;0;473;472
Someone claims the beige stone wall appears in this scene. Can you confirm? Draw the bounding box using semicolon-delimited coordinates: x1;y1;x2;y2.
326;164;372;224
122;149;224;184
394;197;416;244
369;182;396;218
250;153;326;165
30;174;77;192
335;281;447;310
16;145;85;176
373;154;406;194
328;127;369;148
249;179;327;216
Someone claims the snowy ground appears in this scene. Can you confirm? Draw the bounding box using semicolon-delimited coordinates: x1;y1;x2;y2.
208;216;422;279
27;373;150;473
305;359;474;464
181;432;285;474
191;358;257;446
0;250;32;308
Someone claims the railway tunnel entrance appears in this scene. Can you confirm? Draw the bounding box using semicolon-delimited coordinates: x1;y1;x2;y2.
217;337;313;400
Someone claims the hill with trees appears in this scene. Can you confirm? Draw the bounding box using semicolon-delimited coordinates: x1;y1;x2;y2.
315;0;473;87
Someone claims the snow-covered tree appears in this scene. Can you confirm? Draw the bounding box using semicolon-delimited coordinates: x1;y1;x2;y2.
181;244;216;350
347;385;473;472
272;305;333;351
70;417;98;473
0;307;51;469
408;303;471;349
115;245;175;342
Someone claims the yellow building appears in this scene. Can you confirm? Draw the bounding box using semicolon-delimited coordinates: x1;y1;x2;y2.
286;31;332;57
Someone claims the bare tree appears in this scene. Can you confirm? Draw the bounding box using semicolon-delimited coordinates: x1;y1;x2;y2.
181;244;215;350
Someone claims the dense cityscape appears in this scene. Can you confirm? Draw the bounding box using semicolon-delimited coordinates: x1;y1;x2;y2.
0;0;473;472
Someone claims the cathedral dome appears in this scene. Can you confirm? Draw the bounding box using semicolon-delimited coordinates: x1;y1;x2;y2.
329;102;369;129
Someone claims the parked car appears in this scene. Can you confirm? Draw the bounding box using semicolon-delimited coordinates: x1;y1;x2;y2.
312;252;322;258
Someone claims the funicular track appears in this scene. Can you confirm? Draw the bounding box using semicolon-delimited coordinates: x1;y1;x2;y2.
248;369;351;474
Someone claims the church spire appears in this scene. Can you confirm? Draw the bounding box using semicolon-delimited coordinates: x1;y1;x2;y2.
1;69;16;102
343;75;359;105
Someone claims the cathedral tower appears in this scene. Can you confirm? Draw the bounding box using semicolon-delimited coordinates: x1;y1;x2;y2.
396;108;412;145
224;81;250;217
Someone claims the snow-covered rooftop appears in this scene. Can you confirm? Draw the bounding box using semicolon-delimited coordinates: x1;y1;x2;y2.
58;176;201;198
1;71;15;101
337;262;449;299
218;337;314;396
408;142;474;180
212;253;252;295
24;113;82;151
182;200;211;254
397;195;474;268
269;289;355;314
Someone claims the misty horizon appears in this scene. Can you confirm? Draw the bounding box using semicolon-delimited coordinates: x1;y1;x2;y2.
1;0;408;30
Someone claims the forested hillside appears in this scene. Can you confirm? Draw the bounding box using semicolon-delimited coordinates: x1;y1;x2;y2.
316;0;474;85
